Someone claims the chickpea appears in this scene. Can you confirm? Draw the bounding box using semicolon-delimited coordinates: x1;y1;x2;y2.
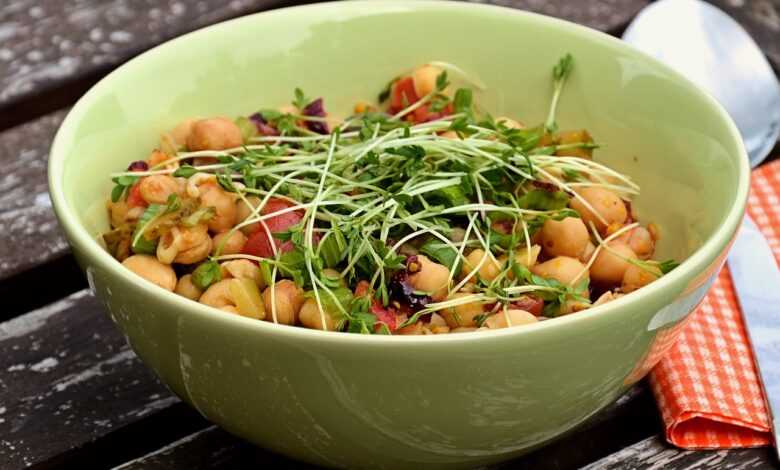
175;274;203;300
412;64;444;97
540;217;590;258
186;117;243;151
622;263;661;293
408;255;450;301
262;279;304;325
462;249;502;282
451;327;479;333
532;256;588;286
439;131;460;140
579;241;596;263
122;255;177;291
212;230;247;255
299;298;338;331
398;322;424;335
199;279;235;309
221;305;240;315
569;187;627;234
485;309;538;329
220;259;264;288
170;118;196;146
593;291;623;307
429;313;448;328
199;183;238;232
495;116;524;129
199;278;265;320
440;293;484;328
157;224;212;265
139;175;181;205
627;226;655;260
236;196;261;235
108;200;137;228
147;149;175;169
590;242;636;285
555;129;594;158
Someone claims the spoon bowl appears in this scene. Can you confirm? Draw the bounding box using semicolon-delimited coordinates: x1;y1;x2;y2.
623;0;780;166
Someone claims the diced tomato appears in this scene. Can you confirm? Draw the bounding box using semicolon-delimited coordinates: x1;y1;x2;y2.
371;300;397;332
242;230;275;258
354;280;371;298
126;182;147;208
510;296;544;316
413;104;431;123
262;198;304;232
241;198;304;258
390;77;419;114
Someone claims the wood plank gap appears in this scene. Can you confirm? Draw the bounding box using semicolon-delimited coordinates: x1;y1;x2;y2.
0;254;87;322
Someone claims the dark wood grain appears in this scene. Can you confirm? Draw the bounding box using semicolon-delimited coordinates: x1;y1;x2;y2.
0;0;312;130
115;426;308;470
474;0;650;32
708;0;780;69
583;435;779;470
0;290;209;469
0;110;68;282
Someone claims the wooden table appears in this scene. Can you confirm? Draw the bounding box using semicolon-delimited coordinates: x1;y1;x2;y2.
1;1;778;468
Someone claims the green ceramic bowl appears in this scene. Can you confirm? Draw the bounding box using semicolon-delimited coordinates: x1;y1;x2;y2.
49;1;749;467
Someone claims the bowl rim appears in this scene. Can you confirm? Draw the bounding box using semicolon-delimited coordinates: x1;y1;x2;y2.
48;0;750;346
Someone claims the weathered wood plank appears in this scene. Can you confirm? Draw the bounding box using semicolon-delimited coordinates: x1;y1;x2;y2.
0;0;311;130
0;289;206;469
114;426;309;470
0;110;68;282
583;435;779;470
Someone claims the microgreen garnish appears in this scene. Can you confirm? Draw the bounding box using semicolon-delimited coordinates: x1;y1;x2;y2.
545;53;574;133
107;55;675;334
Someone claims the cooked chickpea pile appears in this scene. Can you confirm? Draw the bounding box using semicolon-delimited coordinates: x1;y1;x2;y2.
104;57;677;335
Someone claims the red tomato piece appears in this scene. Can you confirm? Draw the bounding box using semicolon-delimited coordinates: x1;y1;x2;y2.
354;280;371;298
262;198;304;233
126;182;147;208
241;198;307;258
390;77;419;114
371;300;397;332
510;296;544;316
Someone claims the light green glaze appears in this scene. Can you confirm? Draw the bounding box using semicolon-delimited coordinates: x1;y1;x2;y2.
48;1;749;467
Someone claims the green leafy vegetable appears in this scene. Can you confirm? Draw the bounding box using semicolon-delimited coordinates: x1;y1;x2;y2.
192;259;222;290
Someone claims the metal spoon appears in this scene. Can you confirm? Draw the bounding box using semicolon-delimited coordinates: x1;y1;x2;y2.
623;0;780;457
624;0;780;167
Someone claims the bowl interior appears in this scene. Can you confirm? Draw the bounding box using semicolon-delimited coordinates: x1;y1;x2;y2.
53;0;745;305
53;1;744;271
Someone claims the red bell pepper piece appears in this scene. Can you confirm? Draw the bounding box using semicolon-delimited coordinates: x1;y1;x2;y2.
126;182;147;208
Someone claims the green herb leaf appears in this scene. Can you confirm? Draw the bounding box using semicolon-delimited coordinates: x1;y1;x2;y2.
658;259;680;274
435;71;449;92
173;165;198;178
192;260;222;290
517;190;570;211
293;88;309;110
111;184;126;203
377;77;398;103
419;239;460;271
453;88;473;116
131;204;162;254
318;227;347;268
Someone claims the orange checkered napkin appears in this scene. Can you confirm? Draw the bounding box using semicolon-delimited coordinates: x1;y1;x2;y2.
648;159;780;449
